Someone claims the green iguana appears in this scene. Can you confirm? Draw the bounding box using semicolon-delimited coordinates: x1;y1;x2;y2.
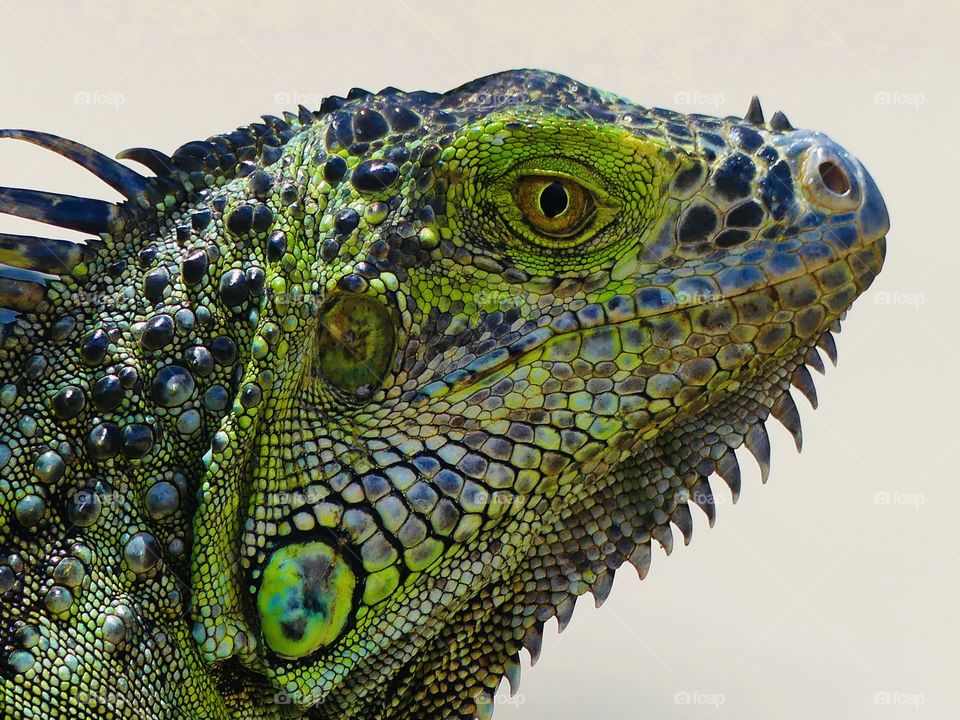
0;70;888;719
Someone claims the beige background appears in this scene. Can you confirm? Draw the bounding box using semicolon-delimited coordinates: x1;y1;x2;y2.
0;1;955;718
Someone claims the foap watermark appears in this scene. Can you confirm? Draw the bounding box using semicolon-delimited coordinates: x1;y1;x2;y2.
269;486;330;506
269;289;325;313
462;485;525;512
493;692;526;707
873;490;925;509
274;689;325;706
873;90;926;109
688;487;729;508
470;92;525;105
673;690;726;708
675;288;724;309
68;287;128;310
873;290;926;309
873;690;926;707
673;91;726;108
273;90;325;109
475;288;529;314
73;90;126;108
71;488;124;511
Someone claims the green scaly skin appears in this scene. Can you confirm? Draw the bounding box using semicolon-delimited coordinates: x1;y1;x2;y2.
0;70;888;719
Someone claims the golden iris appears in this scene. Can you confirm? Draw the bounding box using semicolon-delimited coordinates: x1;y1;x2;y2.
513;175;596;239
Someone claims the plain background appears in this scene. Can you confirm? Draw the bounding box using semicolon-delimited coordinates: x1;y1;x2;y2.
0;2;955;718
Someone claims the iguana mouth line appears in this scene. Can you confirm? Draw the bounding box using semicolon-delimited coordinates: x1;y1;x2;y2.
424;230;885;402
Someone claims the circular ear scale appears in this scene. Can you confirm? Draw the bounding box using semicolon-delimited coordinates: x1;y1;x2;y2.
256;540;358;660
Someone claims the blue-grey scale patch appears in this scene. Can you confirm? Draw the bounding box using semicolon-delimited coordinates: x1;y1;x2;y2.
760;160;796;220
727;200;765;228
858;168;889;237
671;163;706;196
799;211;827;228
711;153;756;201
715;229;752;248
757;145;779;165
678;203;719;244
730;126;764;153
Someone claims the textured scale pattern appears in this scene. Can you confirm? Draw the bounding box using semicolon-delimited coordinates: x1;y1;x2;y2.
0;70;887;719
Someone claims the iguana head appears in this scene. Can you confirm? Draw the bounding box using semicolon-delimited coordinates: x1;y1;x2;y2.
0;70;887;719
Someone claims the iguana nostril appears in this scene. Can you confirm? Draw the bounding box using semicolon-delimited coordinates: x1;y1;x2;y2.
818;159;850;196
803;146;860;211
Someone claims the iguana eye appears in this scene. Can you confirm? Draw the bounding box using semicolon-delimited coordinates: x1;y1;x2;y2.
513;175;596;239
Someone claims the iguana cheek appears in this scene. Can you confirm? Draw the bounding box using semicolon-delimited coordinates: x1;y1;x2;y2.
256;541;356;659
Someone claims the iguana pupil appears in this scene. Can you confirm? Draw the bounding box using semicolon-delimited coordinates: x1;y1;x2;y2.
538;181;568;217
